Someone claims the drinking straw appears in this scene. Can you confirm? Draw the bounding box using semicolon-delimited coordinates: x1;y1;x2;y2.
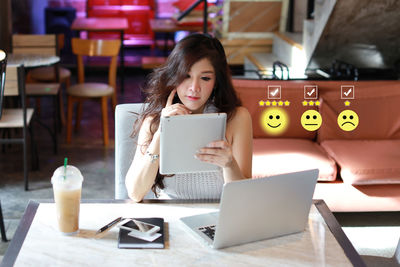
64;157;68;180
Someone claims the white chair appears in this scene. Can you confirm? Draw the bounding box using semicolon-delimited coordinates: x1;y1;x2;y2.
115;103;156;200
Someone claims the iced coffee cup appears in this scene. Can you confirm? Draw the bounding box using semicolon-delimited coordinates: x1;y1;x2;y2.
51;165;84;235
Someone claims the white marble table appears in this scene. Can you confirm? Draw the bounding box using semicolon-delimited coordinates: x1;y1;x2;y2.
7;54;60;68
1;200;364;266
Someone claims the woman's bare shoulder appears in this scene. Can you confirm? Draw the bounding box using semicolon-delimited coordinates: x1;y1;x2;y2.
226;106;252;135
230;106;251;124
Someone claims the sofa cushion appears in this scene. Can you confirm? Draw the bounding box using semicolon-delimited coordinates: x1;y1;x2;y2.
314;182;400;212
233;79;317;139
321;140;400;185
252;138;337;181
318;82;400;141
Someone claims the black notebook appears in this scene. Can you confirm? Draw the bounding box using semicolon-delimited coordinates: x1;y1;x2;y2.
118;217;165;249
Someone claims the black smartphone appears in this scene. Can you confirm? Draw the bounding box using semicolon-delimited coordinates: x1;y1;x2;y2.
119;219;160;235
173;93;181;104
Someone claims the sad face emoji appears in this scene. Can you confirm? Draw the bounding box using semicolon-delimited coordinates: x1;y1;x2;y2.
337;110;359;131
260;108;289;135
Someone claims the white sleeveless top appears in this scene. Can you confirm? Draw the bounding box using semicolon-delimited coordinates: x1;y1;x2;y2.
161;103;224;199
162;170;224;199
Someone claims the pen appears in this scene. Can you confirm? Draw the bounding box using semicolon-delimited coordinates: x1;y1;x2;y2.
96;217;123;234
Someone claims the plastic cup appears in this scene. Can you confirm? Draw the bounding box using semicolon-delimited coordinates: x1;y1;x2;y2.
51;165;84;235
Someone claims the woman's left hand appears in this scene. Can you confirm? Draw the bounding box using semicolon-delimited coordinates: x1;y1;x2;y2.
195;140;234;168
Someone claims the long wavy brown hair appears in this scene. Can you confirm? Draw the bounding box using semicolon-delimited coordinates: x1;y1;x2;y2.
133;33;241;195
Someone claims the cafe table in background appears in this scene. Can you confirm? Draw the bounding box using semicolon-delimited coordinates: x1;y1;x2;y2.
7;54;60;69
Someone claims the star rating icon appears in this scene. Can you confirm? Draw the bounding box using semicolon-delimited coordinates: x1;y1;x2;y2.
260;100;290;106
344;100;351;106
302;100;320;106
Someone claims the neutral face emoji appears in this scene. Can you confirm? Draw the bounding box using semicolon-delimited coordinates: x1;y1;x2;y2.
337;110;359;131
301;110;322;131
260;108;289;135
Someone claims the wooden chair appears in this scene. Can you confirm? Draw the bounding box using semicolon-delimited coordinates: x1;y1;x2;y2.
67;38;121;146
0;64;38;191
28;34;71;89
12;34;66;127
25;83;61;154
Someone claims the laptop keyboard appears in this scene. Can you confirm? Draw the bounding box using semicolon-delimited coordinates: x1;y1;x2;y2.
198;225;216;240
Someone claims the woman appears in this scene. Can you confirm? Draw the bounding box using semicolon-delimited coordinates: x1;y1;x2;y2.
126;34;253;202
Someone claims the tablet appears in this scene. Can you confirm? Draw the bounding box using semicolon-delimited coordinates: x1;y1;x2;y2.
160;113;227;174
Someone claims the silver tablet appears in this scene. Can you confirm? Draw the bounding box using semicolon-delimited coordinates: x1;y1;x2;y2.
159;113;227;174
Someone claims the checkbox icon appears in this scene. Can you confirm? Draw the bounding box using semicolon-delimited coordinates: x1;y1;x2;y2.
304;85;318;99
267;86;281;99
341;85;355;99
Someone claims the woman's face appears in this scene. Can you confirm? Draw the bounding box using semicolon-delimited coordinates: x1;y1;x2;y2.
176;58;216;114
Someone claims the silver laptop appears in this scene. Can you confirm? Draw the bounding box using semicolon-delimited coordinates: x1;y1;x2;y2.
159;113;226;175
180;169;319;249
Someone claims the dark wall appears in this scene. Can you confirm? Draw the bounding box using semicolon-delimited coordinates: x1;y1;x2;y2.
12;0;32;33
12;0;49;34
0;0;12;52
1;0;51;51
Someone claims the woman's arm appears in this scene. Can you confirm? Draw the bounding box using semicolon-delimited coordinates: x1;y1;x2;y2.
126;90;192;202
125;116;161;202
224;106;253;181
196;106;253;182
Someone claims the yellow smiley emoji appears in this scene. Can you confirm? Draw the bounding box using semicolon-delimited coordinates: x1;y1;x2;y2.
337;110;359;131
260;107;289;135
301;110;322;131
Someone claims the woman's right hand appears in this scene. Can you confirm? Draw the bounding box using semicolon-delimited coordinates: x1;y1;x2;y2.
161;89;192;117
